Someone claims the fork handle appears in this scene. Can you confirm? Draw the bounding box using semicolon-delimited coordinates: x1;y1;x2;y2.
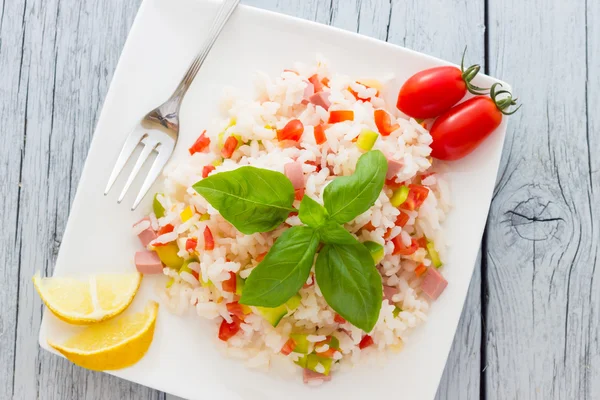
169;0;240;105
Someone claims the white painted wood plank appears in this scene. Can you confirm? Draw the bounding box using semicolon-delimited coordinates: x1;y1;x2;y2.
387;1;485;399
168;1;485;399
0;0;27;398
436;255;482;400
486;0;599;398
586;0;600;395
2;0;487;398
9;0;163;398
243;0;332;24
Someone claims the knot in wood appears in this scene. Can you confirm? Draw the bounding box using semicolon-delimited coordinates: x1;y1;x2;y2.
504;195;564;242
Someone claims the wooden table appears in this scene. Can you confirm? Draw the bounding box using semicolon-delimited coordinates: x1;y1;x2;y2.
2;0;598;398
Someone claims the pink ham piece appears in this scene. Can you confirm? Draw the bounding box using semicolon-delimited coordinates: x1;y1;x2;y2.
309;92;331;110
301;81;315;105
386;156;404;180
284;161;304;189
421;267;448;300
135;251;164;274
303;369;332;384
383;285;400;303
133;217;158;247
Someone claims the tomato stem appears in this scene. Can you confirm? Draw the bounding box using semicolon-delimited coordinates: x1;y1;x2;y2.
460;47;489;95
490;83;521;115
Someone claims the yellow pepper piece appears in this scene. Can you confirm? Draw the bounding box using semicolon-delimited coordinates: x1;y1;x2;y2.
356;130;378;151
390;186;410;207
180;206;194;223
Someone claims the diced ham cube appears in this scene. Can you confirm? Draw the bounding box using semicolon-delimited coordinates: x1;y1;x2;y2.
421;267;448;300
301;81;315;105
309;92;331;110
383;285;399;303
134;251;164;274
303;369;331;384
386;156;404;180
284;161;305;190
133;217;158;247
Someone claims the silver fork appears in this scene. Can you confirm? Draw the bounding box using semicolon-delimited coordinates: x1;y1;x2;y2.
104;0;240;210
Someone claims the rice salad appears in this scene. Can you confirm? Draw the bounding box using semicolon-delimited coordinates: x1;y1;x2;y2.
132;60;451;384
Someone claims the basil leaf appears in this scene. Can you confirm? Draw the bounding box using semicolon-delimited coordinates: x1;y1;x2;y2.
240;226;320;307
193;166;295;234
315;243;382;332
318;221;358;245
298;195;328;228
323;150;388;224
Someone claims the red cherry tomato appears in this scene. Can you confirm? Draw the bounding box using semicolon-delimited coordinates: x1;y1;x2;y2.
400;184;429;211
430;96;505;160
188;131;211;155
204;226;215;250
328;110;354;123
256;252;267;263
374;109;399;136
414;264;428;277
218;316;241;341
280;338;296;355
395;211;410;227
417;237;428;248
313;123;327;145
185;238;197;252
358;335;374;349
278;119;304;142
392;237;419;256
158;224;174;235
222;271;237;293
334;314;346;324
397;50;489;119
221;136;239;158
202;165;215;178
226;301;248;320
397;66;468;119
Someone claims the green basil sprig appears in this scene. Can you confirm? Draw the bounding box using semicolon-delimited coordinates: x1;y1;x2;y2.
193;166;295;234
195;151;388;331
315;243;382;332
298;195;328;227
323;150;388;224
318;221;357;245
240;226;320;307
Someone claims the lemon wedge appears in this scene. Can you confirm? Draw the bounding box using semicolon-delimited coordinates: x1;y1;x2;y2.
48;301;158;371
33;272;141;324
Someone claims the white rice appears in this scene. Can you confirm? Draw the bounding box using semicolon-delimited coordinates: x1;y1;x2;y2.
145;59;450;378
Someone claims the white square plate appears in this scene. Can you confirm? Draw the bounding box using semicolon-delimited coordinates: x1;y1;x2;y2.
39;0;509;399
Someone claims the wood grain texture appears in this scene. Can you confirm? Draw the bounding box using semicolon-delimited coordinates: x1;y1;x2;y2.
485;0;600;398
386;1;485;399
0;0;28;397
6;0;162;398
586;1;600;397
2;0;598;399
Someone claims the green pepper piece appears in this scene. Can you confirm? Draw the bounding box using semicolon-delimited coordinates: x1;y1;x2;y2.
306;353;333;375
427;241;442;267
153;193;166;218
289;333;310;354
